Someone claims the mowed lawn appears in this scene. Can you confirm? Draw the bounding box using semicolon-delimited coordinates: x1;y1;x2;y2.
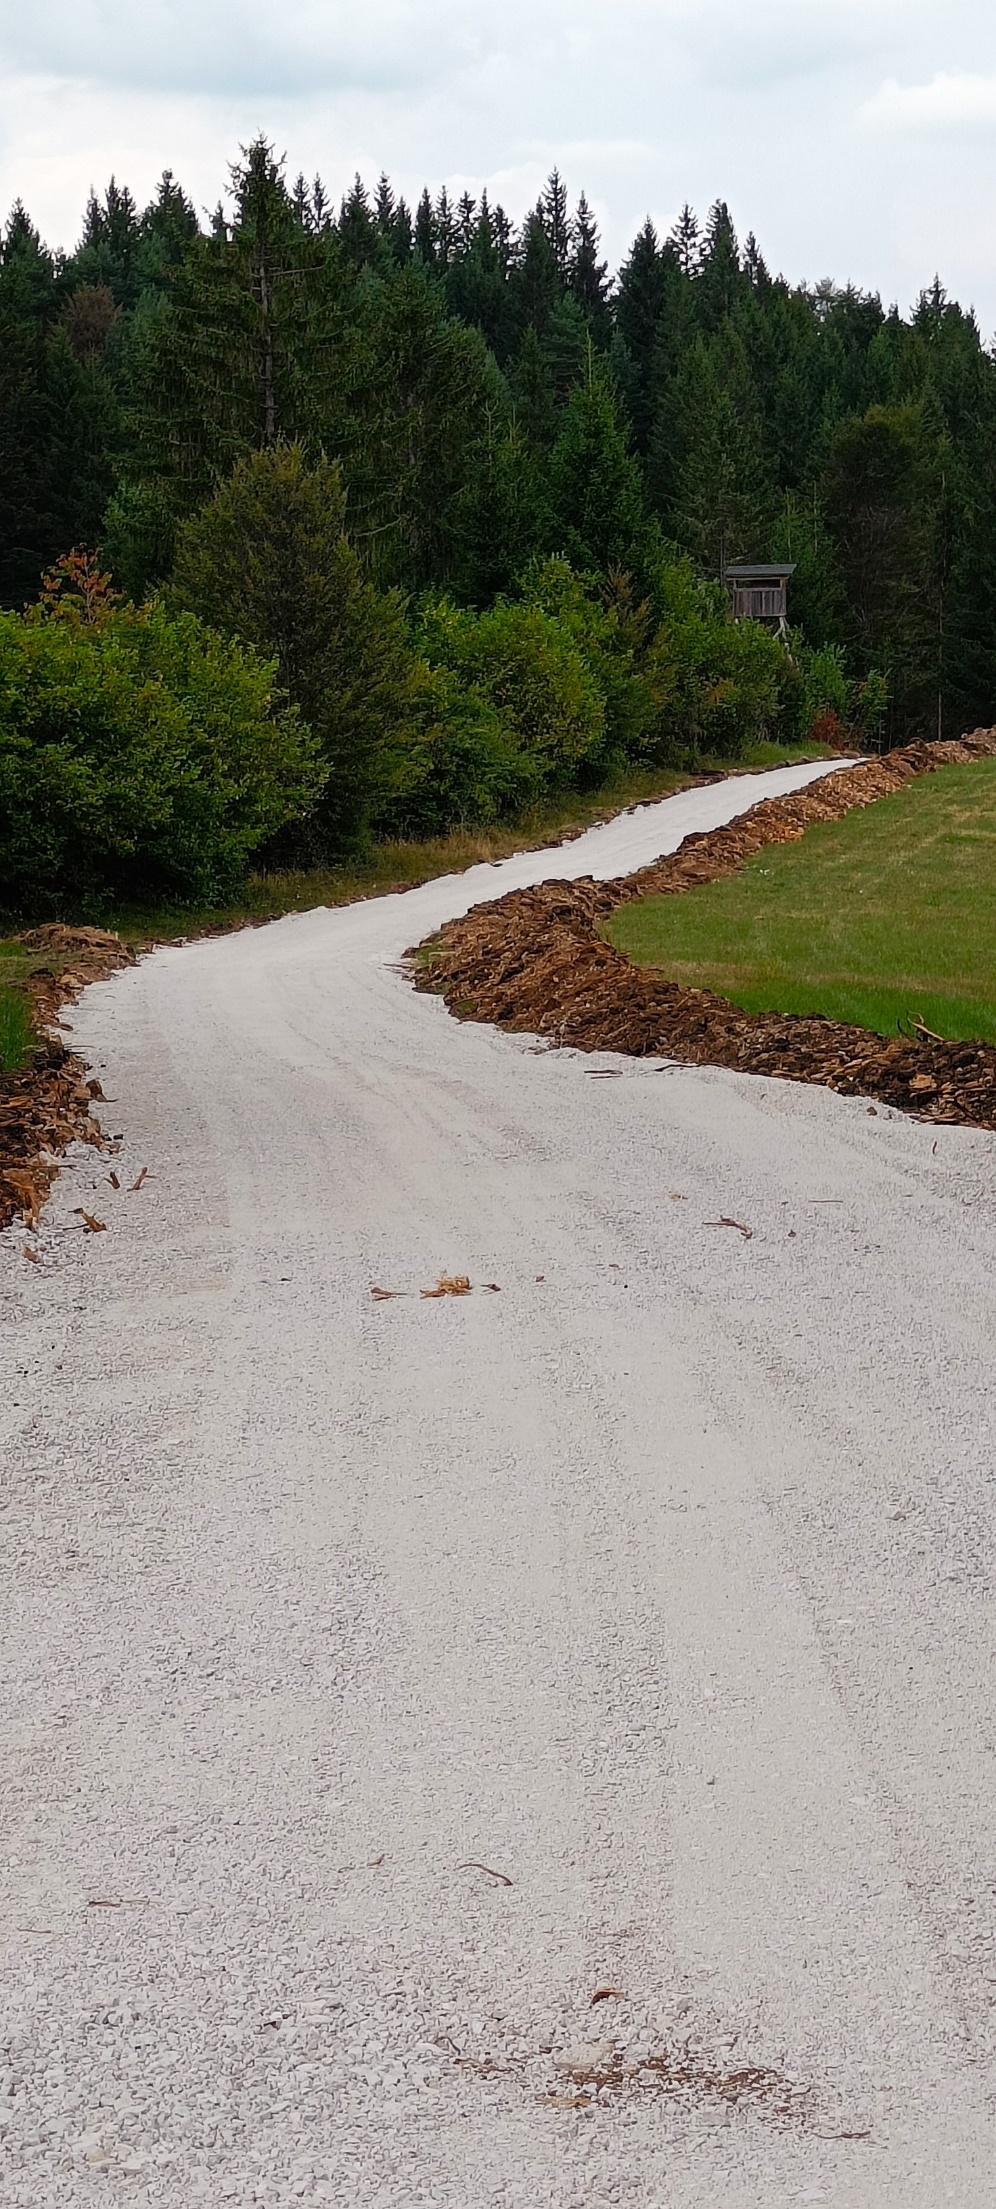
606;760;996;1044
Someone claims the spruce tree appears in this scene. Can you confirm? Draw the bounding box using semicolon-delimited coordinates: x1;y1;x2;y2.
673;328;774;574
539;171;571;275
455;417;550;601
339;175;383;270
548;351;647;572
511;325;557;448
568;195;611;340
669;205;703;280
170;444;420;852
696;201;743;332
615;220;666;453
509;214;562;347
413;189;437;268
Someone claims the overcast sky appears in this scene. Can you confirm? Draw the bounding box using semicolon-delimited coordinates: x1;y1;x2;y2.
3;1;996;326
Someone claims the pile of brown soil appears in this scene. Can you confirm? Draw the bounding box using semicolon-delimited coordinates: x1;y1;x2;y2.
1;927;135;1233
414;730;996;1132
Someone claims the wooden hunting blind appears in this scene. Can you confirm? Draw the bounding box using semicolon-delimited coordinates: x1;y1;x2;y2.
724;563;796;630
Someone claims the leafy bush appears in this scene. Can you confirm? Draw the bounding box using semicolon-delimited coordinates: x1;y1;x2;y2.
0;600;321;912
381;666;540;839
414;592;607;788
644;554;790;758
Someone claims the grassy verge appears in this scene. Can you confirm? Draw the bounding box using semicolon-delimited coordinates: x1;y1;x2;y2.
606;758;996;1044
0;988;34;1071
0;941;39;1069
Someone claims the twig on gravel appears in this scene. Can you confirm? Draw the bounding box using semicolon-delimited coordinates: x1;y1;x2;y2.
704;1217;753;1240
128;1167;149;1192
73;1209;106;1233
457;1860;513;1886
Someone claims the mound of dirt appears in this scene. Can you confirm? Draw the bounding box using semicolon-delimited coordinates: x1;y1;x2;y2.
1;928;135;1233
415;729;996;1133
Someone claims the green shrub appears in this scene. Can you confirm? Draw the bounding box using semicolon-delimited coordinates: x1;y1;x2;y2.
382;667;540;838
414;593;607;788
0;602;322;912
0;984;33;1070
170;445;426;856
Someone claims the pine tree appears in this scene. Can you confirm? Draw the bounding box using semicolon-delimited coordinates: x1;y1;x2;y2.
509;214;562;347
120;137;348;549
539;170;571;275
669;205;703;280
615;220;665;453
445;201;508;357
392;199;414;266
743;232;770;291
820;401;945;738
455;416;550;601
548;351;647;572
414;188;437;269
673;328;774;575
68;178;143;306
568;195;611;339
696;201;743;332
339;175;382;270
311;176;332;234
44;325;121;552
457;192;477;254
138;171;199;286
375;174;395;234
511;325;557;448
435;187;457;268
170;444;421;853
292;173;312;230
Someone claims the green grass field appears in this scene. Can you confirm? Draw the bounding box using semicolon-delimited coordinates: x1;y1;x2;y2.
606;760;996;1045
0;983;34;1071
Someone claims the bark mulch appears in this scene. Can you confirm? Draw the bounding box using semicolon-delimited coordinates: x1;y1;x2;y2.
0;926;135;1233
413;730;996;1132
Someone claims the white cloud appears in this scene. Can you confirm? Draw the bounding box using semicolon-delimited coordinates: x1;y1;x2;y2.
4;0;996;324
862;69;996;130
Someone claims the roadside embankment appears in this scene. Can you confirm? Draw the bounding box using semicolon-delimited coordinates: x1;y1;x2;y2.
415;729;996;1130
0;927;133;1231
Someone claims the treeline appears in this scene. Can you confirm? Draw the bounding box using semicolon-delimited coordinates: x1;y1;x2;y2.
1;140;993;906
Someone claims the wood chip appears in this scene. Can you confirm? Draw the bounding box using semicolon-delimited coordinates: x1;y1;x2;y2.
412;731;996;1137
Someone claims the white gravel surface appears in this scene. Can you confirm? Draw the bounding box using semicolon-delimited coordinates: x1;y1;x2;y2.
5;757;996;2208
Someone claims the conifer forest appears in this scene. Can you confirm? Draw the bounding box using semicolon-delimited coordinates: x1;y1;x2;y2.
2;140;995;909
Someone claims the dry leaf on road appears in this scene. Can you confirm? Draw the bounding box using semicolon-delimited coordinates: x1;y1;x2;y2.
73;1209;106;1233
421;1275;472;1298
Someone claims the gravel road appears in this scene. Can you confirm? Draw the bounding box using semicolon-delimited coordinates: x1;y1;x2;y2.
5;758;996;2208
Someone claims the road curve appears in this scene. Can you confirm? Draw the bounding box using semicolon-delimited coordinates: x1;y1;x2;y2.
5;757;996;2208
